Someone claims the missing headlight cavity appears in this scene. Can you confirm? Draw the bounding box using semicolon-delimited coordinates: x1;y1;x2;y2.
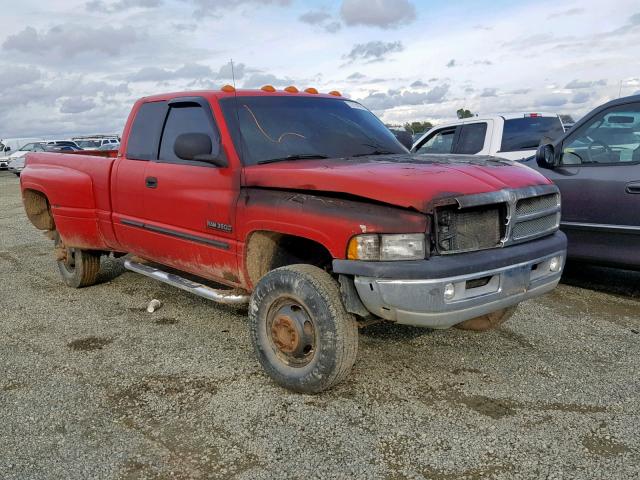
436;203;506;254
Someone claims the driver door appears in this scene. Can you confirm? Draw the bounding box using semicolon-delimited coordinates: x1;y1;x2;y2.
544;102;640;266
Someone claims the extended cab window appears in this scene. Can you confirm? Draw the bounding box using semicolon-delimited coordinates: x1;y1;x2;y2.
561;104;640;165
126;101;168;160
454;123;487;154
501;117;564;152
415;128;456;154
158;104;217;164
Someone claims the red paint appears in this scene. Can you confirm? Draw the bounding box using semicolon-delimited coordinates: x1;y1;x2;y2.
20;89;553;291
244;157;551;213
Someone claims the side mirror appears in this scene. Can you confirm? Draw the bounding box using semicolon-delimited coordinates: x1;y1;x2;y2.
535;144;558;169
5;146;10;152
174;133;227;167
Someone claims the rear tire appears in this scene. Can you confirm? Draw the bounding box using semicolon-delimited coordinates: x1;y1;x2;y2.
249;264;358;393
54;233;101;288
454;306;517;332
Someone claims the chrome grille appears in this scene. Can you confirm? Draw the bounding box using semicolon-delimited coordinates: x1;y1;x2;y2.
510;192;561;243
516;194;559;216
512;213;561;241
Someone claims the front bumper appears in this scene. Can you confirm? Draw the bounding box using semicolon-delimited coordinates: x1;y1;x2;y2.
0;159;8;169
333;231;566;329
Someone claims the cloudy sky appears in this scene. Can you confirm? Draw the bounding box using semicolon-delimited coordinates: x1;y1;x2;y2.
1;0;639;138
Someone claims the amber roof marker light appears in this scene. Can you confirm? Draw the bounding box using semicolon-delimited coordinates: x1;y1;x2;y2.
221;84;236;93
261;85;276;92
284;86;299;93
328;90;342;97
304;87;319;94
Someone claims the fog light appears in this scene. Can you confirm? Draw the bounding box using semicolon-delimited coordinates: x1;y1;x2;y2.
549;256;562;272
444;282;455;300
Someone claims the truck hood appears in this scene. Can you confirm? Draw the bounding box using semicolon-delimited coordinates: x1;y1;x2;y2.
242;154;552;213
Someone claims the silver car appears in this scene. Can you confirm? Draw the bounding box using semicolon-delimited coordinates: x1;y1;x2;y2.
8;156;26;176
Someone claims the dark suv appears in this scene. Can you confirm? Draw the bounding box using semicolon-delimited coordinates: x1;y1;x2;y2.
528;94;640;269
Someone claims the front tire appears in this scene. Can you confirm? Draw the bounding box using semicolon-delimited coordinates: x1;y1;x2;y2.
54;232;101;288
249;264;358;393
454;306;517;332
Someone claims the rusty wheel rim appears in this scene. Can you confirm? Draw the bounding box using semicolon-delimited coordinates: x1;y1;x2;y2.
55;236;76;273
267;299;316;367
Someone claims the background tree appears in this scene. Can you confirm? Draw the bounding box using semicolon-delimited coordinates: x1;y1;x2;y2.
558;114;575;124
403;121;433;134
456;108;474;119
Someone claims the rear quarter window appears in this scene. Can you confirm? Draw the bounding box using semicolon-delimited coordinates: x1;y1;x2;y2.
126;101;168;160
455;123;487;154
501;117;564;152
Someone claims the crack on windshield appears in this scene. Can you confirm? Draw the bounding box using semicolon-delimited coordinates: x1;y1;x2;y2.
243;105;306;143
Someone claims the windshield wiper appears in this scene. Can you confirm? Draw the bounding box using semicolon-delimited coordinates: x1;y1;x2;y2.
350;142;399;158
257;154;329;165
351;149;397;157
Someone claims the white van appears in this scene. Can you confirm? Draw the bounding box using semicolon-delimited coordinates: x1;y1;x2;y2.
411;113;565;160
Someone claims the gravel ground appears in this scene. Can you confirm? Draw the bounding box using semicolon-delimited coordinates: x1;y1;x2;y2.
1;170;639;479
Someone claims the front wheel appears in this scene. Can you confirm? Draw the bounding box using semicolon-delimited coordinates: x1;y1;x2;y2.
54;232;101;288
249;264;358;393
454;306;517;332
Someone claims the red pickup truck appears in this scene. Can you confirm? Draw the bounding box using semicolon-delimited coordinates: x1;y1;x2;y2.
20;87;566;392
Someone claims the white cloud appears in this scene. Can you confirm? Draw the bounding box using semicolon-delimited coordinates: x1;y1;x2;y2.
189;0;292;18
242;72;292;88
565;79;607;89
343;41;403;64
128;63;214;82
60;97;97;114
571;91;591;104
534;94;569;108
86;0;163;12
358;84;449;110
299;10;342;32
3;25;140;57
0;66;41;89
479;88;498;97
300;11;332;25
0;0;638;137
340;0;416;29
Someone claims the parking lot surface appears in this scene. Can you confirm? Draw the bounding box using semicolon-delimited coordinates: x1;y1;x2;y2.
1;171;639;479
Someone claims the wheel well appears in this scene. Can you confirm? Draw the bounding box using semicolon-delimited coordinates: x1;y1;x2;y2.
245;231;333;286
23;189;55;231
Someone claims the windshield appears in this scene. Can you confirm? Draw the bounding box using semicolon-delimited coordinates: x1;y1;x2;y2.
77;140;101;148
219;96;407;165
18;143;34;151
501;117;565;152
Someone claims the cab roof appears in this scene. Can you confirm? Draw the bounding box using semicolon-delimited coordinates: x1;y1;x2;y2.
140;88;345;103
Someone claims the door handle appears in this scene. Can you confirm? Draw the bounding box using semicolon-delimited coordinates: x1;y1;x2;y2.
626;182;640;194
145;176;158;189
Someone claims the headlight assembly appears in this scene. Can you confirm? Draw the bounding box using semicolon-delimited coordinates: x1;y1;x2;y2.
347;233;426;261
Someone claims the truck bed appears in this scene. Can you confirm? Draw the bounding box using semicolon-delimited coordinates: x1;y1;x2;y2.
21;152;118;251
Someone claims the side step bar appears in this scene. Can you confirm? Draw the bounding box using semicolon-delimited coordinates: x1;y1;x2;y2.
124;260;249;305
